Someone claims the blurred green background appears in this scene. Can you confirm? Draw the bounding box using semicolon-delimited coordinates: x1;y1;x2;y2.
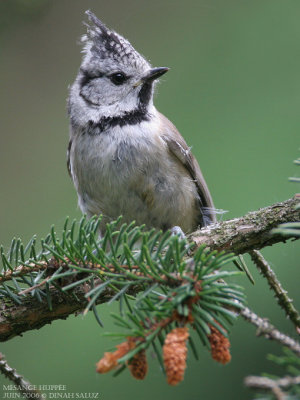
0;0;299;399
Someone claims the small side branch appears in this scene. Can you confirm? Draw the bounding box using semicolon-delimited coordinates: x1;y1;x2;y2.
245;375;300;400
240;307;300;357
0;353;43;398
0;263;47;285
249;250;300;329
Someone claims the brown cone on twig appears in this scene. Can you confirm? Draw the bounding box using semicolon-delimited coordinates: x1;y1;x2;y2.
96;338;136;373
208;324;231;365
163;327;189;386
128;349;148;380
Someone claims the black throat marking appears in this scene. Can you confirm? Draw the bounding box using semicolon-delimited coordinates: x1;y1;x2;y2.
84;108;150;136
80;81;153;136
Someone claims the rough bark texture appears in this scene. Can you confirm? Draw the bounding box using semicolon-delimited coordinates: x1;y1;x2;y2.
0;196;299;342
0;285;117;342
190;195;299;254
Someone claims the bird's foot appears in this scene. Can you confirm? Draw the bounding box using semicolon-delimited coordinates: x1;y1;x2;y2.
170;226;186;240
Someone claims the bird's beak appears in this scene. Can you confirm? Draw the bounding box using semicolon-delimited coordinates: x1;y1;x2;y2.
133;67;169;87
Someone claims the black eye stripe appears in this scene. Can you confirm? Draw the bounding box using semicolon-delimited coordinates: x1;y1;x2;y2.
79;69;129;87
79;68;104;87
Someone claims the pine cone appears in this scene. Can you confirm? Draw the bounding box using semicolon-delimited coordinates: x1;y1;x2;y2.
208;324;231;365
96;338;136;373
163;326;189;386
128;349;148;380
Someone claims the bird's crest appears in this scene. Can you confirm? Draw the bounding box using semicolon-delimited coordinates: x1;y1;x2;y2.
82;11;148;69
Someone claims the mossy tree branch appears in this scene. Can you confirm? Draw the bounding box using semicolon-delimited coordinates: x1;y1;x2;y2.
0;196;299;342
0;278;120;342
190;195;299;254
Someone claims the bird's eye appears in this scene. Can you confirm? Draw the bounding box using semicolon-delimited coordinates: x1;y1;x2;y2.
109;72;128;85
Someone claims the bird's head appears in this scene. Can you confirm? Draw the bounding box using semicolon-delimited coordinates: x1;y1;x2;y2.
69;11;169;122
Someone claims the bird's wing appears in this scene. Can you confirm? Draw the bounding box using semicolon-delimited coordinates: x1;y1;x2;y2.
158;111;216;226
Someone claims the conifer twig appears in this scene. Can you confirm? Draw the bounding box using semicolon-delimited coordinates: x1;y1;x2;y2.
0;263;48;284
244;375;300;400
249;250;300;329
18;276;51;295
240;307;300;356
0;353;43;398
